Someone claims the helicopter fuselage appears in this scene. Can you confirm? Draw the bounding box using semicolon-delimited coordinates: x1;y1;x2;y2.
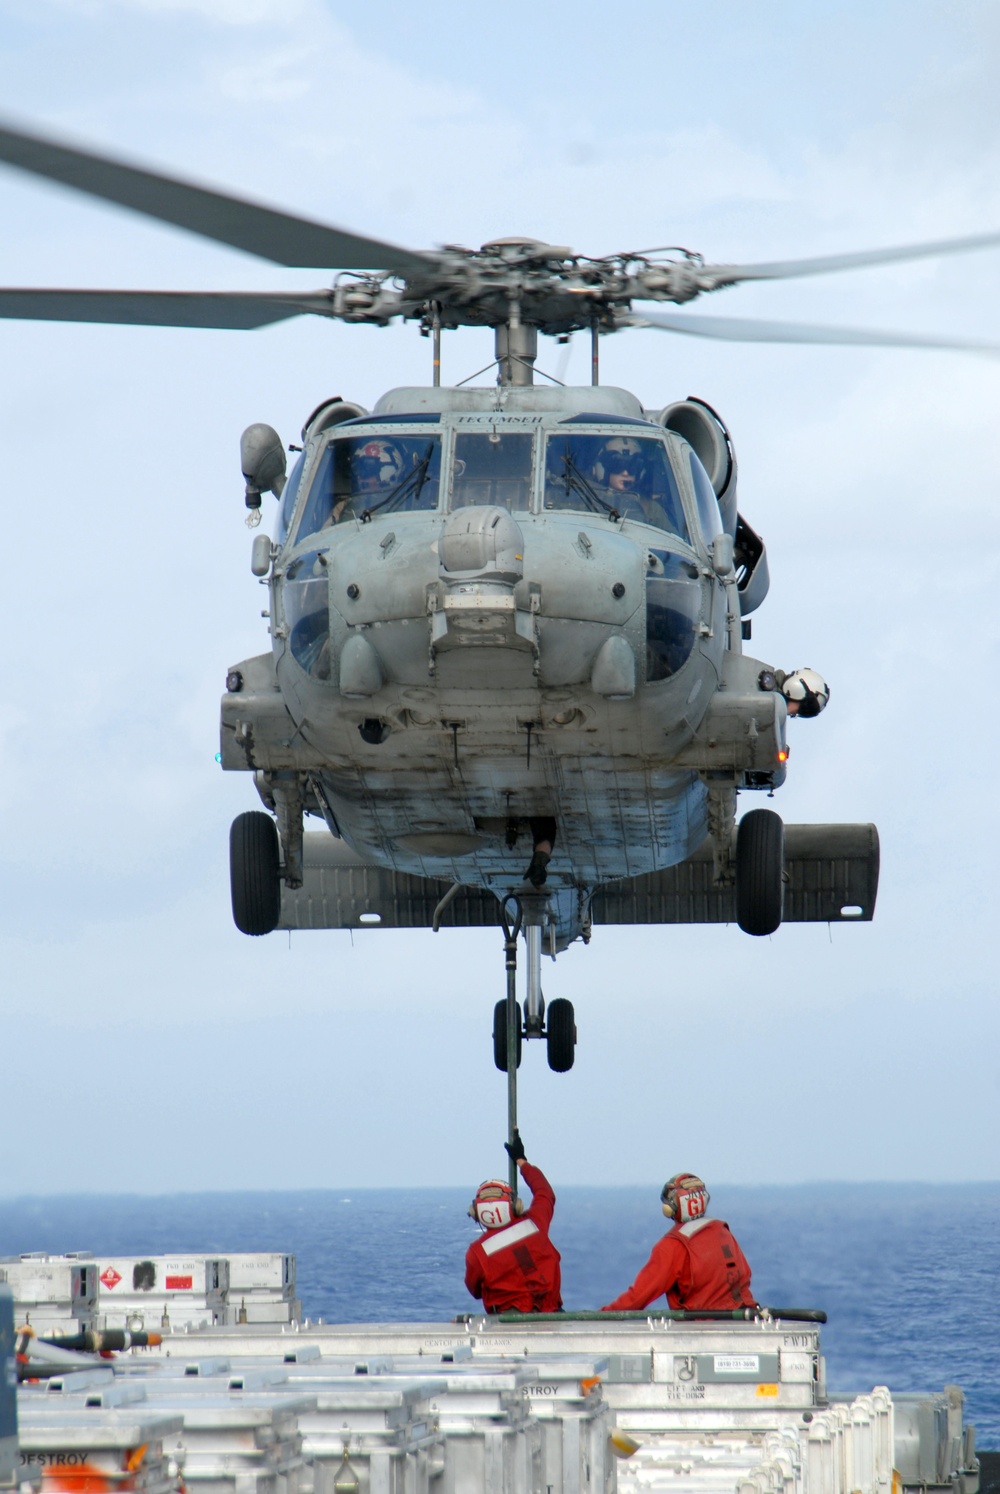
222;383;787;947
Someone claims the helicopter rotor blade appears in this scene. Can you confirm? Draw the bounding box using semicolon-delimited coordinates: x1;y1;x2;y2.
0;119;429;274
629;308;1000;355
0;288;339;330
699;230;1000;289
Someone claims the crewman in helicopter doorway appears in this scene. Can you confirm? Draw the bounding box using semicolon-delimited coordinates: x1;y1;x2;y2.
465;1130;563;1313
601;1172;756;1312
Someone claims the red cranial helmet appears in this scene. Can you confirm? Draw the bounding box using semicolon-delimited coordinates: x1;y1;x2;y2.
661;1172;710;1224
469;1179;522;1229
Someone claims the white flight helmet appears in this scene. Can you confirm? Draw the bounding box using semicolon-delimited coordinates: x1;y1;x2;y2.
593;435;646;485
782;668;830;719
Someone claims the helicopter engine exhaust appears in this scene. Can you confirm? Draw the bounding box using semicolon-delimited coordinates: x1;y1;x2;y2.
656;398;737;535
657;397;769;614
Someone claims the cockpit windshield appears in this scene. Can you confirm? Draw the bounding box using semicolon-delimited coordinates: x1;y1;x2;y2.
544;433;690;543
295;433;442;540
450;431;534;511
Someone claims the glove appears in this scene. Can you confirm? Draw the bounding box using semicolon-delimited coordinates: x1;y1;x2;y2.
504;1129;526;1164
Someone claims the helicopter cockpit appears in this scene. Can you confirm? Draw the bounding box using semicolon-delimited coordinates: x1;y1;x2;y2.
270;402;732;697
280;417;720;540
296;431;443;537
543;430;691;540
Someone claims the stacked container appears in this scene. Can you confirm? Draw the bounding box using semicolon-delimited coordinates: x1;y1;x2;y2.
0;1258;98;1338
15;1400;183;1494
91;1258;229;1334
135;1359;446;1494
221;1258;300;1328
19;1374;312;1494
8;1303;981;1494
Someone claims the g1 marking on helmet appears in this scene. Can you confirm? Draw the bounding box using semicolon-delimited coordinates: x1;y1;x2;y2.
470;1179;521;1229
661;1172;710;1224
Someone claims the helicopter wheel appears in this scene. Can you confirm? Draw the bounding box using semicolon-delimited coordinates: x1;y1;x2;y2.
735;809;784;936
492;1000;523;1071
230;811;281;935
546;998;577;1073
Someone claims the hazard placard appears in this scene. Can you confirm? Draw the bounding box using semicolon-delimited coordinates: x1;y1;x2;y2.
99;1268;122;1290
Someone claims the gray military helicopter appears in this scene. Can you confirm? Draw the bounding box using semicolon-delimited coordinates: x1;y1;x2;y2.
2;119;998;1073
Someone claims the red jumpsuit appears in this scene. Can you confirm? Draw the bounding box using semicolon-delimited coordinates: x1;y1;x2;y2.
465;1162;563;1313
602;1217;755;1312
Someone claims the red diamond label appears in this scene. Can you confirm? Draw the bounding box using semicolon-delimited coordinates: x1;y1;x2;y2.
100;1267;122;1290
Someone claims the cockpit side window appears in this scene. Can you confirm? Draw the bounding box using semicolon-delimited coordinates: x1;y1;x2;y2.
689;450;724;545
295;433;442;540
450;431;535;511
284;548;330;680
646;550;701;682
543;433;691;542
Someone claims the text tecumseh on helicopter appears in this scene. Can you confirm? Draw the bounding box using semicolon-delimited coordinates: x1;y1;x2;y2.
3;120;998;1074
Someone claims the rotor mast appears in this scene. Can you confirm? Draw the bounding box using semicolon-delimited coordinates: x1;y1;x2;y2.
489;258;538;385
495;319;538;386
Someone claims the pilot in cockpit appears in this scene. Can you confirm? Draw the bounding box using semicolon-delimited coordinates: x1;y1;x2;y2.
329;438;405;524
592;437;671;528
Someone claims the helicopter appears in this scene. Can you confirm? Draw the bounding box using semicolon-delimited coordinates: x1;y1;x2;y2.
2;119;998;1076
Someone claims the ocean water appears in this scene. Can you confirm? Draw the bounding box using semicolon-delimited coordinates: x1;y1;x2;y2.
1;1183;997;1446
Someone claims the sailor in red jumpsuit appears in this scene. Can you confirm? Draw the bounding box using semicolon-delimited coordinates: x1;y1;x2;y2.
465;1131;562;1314
602;1172;755;1312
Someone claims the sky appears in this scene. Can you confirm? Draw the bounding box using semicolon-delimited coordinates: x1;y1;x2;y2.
0;0;998;1194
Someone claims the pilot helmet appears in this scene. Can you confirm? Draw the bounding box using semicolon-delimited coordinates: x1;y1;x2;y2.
469;1179;523;1229
661;1172;710;1224
350;439;404;492
782;668;830;719
594;436;647;489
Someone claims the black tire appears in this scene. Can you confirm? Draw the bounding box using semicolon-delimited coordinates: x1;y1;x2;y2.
230;811;281;935
546;998;576;1073
735;808;784;936
492;1000;523;1072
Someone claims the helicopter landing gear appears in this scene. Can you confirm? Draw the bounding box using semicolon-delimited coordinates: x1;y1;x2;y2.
735;808;784;936
494;899;576;1197
230;811;281;935
492;902;576;1076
